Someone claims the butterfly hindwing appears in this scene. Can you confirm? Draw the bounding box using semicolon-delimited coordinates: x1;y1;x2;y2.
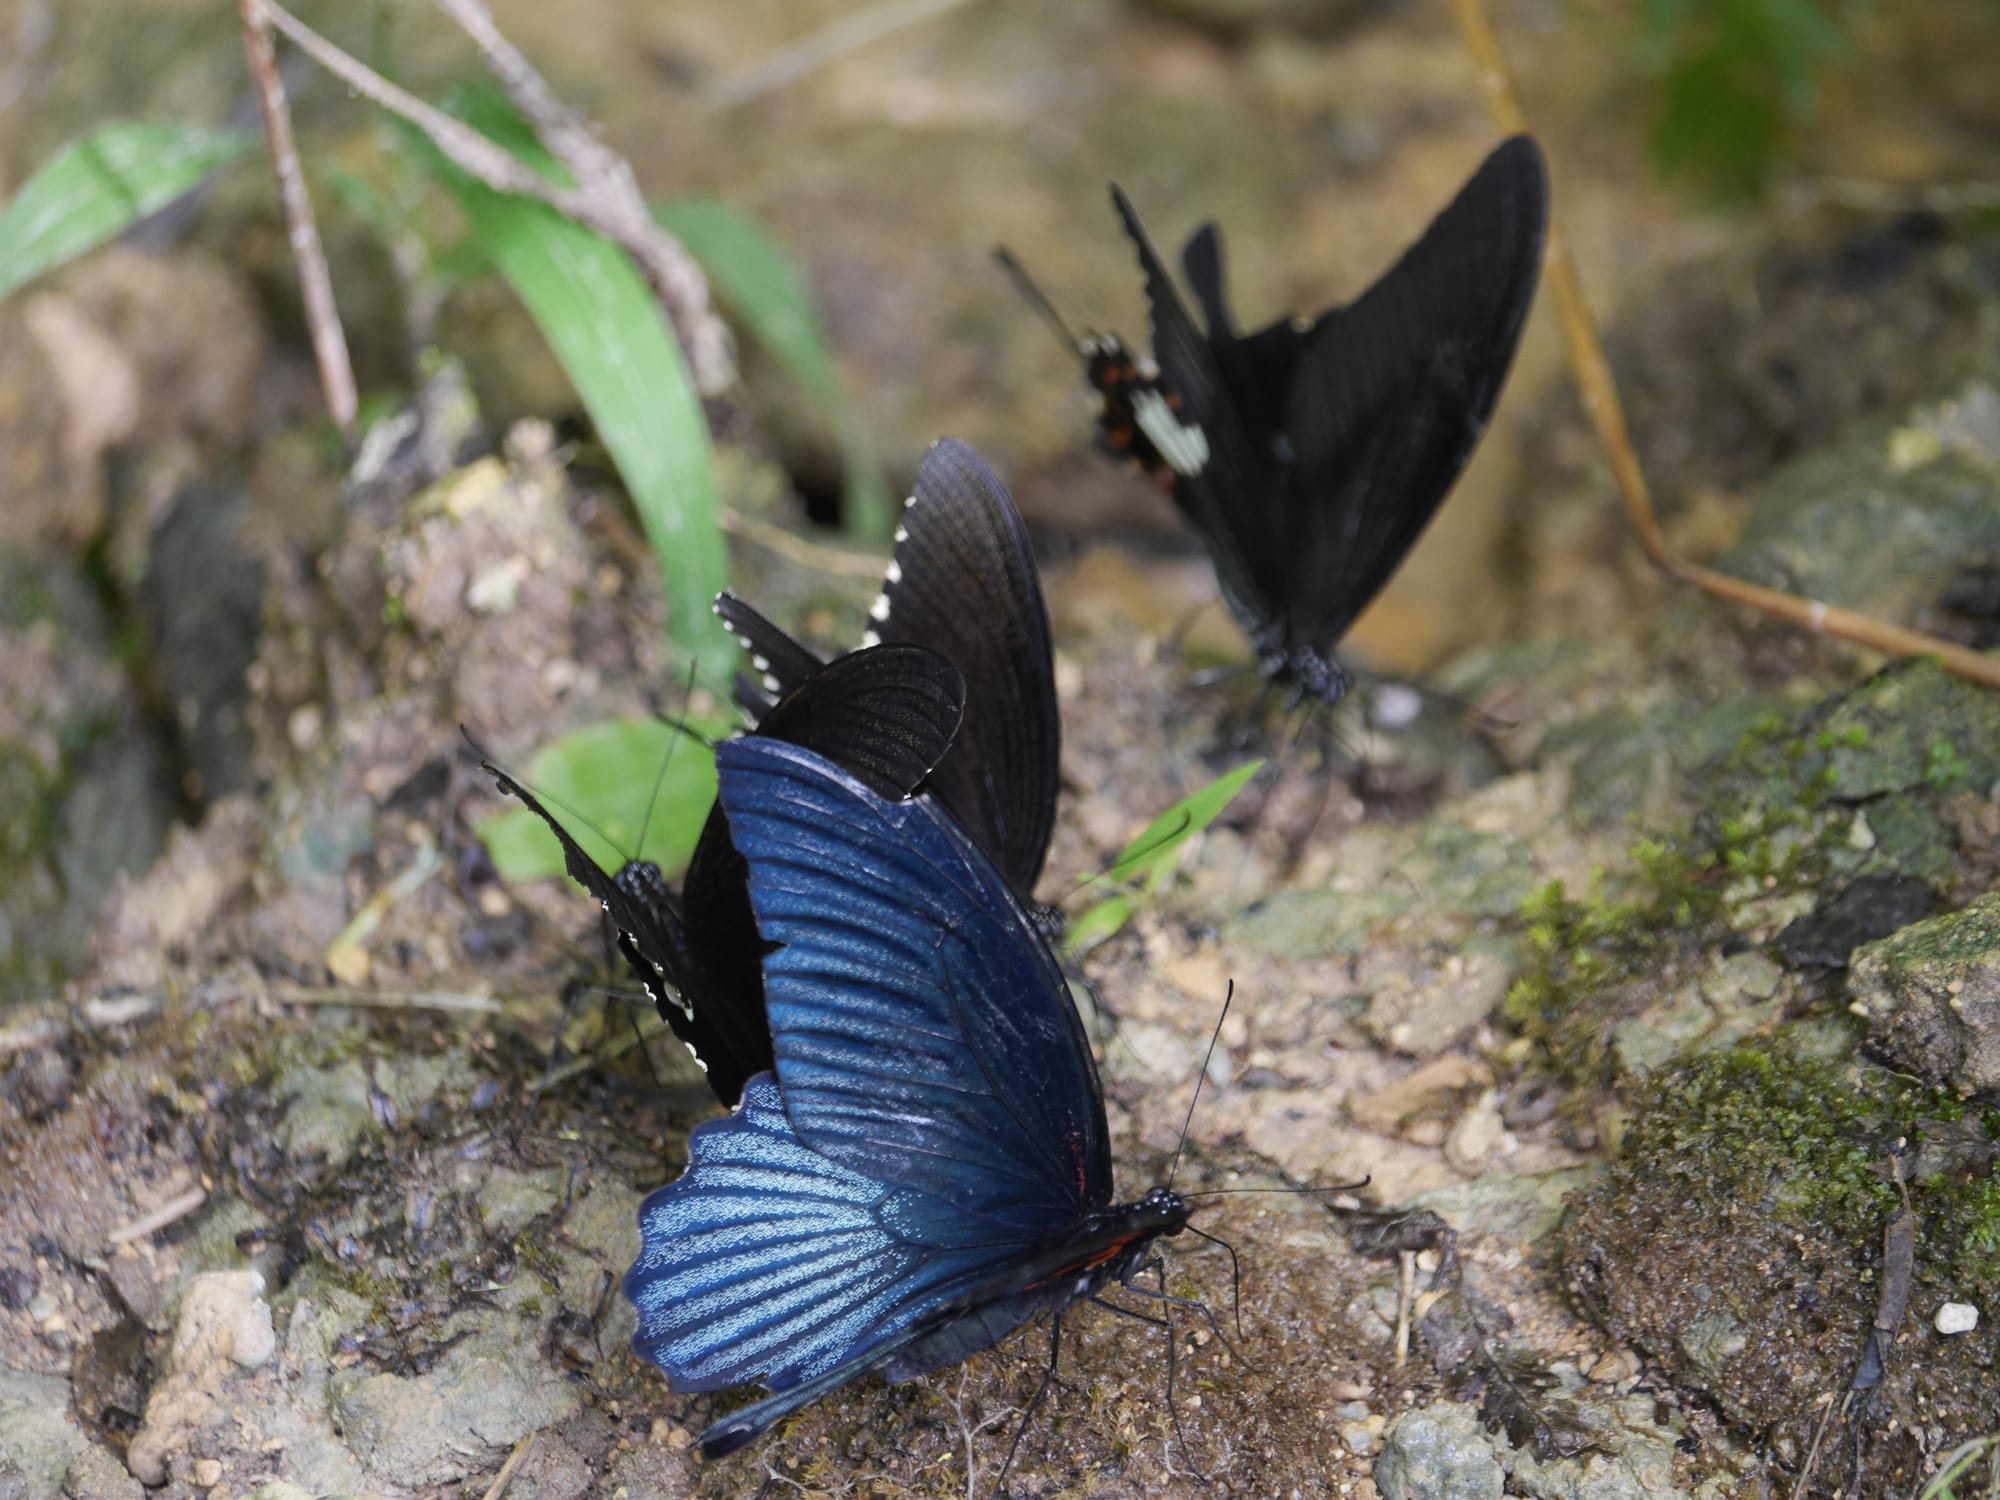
714;735;1109;1231
714;590;822;713
626;1073;1043;1452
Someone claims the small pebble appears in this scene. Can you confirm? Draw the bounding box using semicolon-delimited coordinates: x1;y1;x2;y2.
1936;1301;1980;1335
1339;1420;1381;1457
191;1458;223;1488
0;1266;38;1309
26;1293;57;1322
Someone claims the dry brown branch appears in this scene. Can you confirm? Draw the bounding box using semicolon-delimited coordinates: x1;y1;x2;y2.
254;0;734;395
1449;0;2000;691
1782;175;2000;215
272;987;501;1013
480;1434;537;1500
706;0;979;109
240;0;356;435
108;1185;208;1246
719;504;889;578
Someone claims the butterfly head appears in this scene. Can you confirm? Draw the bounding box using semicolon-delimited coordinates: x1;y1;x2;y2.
1258;636;1352;708
1133;1184;1195;1237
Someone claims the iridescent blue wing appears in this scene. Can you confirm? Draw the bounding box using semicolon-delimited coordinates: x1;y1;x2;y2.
669;643;967;1105
627;1074;1044;1456
715;736;1110;1233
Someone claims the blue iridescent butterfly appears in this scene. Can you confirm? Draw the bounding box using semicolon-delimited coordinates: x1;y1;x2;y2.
624;735;1194;1458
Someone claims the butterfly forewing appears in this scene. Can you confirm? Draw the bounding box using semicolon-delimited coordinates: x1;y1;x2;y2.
1278;133;1549;644
864;438;1061;895
1109;186;1289;628
715;737;1109;1230
718;439;1061;898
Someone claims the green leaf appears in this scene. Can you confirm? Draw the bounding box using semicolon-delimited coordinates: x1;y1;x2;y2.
1065;761;1262;952
410;85;735;681
0;120;255;300
653;194;893;540
1065;894;1135;956
1105;760;1264;895
479;715;722;883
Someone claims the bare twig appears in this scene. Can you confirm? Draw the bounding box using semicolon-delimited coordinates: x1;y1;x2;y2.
323;840;446;984
432;0;734;393
253;0;734;395
108;1185;208;1246
480;1434;536;1500
706;0;980;110
1449;0;2000;692
1782;175;2000;216
240;0;357;435
719;504;889;578
272;987;502;1013
1393;1249;1414;1368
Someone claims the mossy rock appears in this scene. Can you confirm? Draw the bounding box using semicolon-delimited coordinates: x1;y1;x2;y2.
1559;1044;2000;1495
1849;892;2000;1094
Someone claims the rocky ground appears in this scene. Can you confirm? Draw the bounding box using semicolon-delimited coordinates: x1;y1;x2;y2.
4;0;2000;1497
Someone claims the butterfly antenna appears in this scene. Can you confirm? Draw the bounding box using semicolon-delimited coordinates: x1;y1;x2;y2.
634;658;704;862
1167;979;1233;1191
993;246;1088;361
460;726;639;866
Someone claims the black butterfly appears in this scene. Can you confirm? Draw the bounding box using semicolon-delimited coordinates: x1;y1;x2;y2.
1000;135;1549;706
479;642;966;1106
625;735;1195;1458
715;436;1061;900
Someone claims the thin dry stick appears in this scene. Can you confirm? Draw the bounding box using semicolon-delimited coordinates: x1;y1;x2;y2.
1448;0;2000;691
719;504;890;578
706;0;980;109
255;0;734;395
480;1434;536;1500
108;1185;209;1246
1783;175;2000;215
240;0;357;435
272;987;502;1013
432;0;734;394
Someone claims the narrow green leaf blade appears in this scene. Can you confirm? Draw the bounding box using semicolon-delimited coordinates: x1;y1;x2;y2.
0;120;255;300
1065;894;1135;955
479;716;720;883
653;194;893;539
417;90;735;680
1107;760;1264;891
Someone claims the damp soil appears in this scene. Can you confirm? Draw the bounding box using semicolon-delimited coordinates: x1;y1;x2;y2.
7;1;2000;1498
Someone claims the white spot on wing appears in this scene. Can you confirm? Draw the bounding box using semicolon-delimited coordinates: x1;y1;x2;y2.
859;629;881;648
884;560;902;585
869;592;892;622
1133;389;1210;476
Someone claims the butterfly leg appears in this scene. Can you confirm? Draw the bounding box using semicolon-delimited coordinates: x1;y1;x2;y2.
992;1315;1062;1499
1114;1271;1246;1368
1090;1275;1210;1486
